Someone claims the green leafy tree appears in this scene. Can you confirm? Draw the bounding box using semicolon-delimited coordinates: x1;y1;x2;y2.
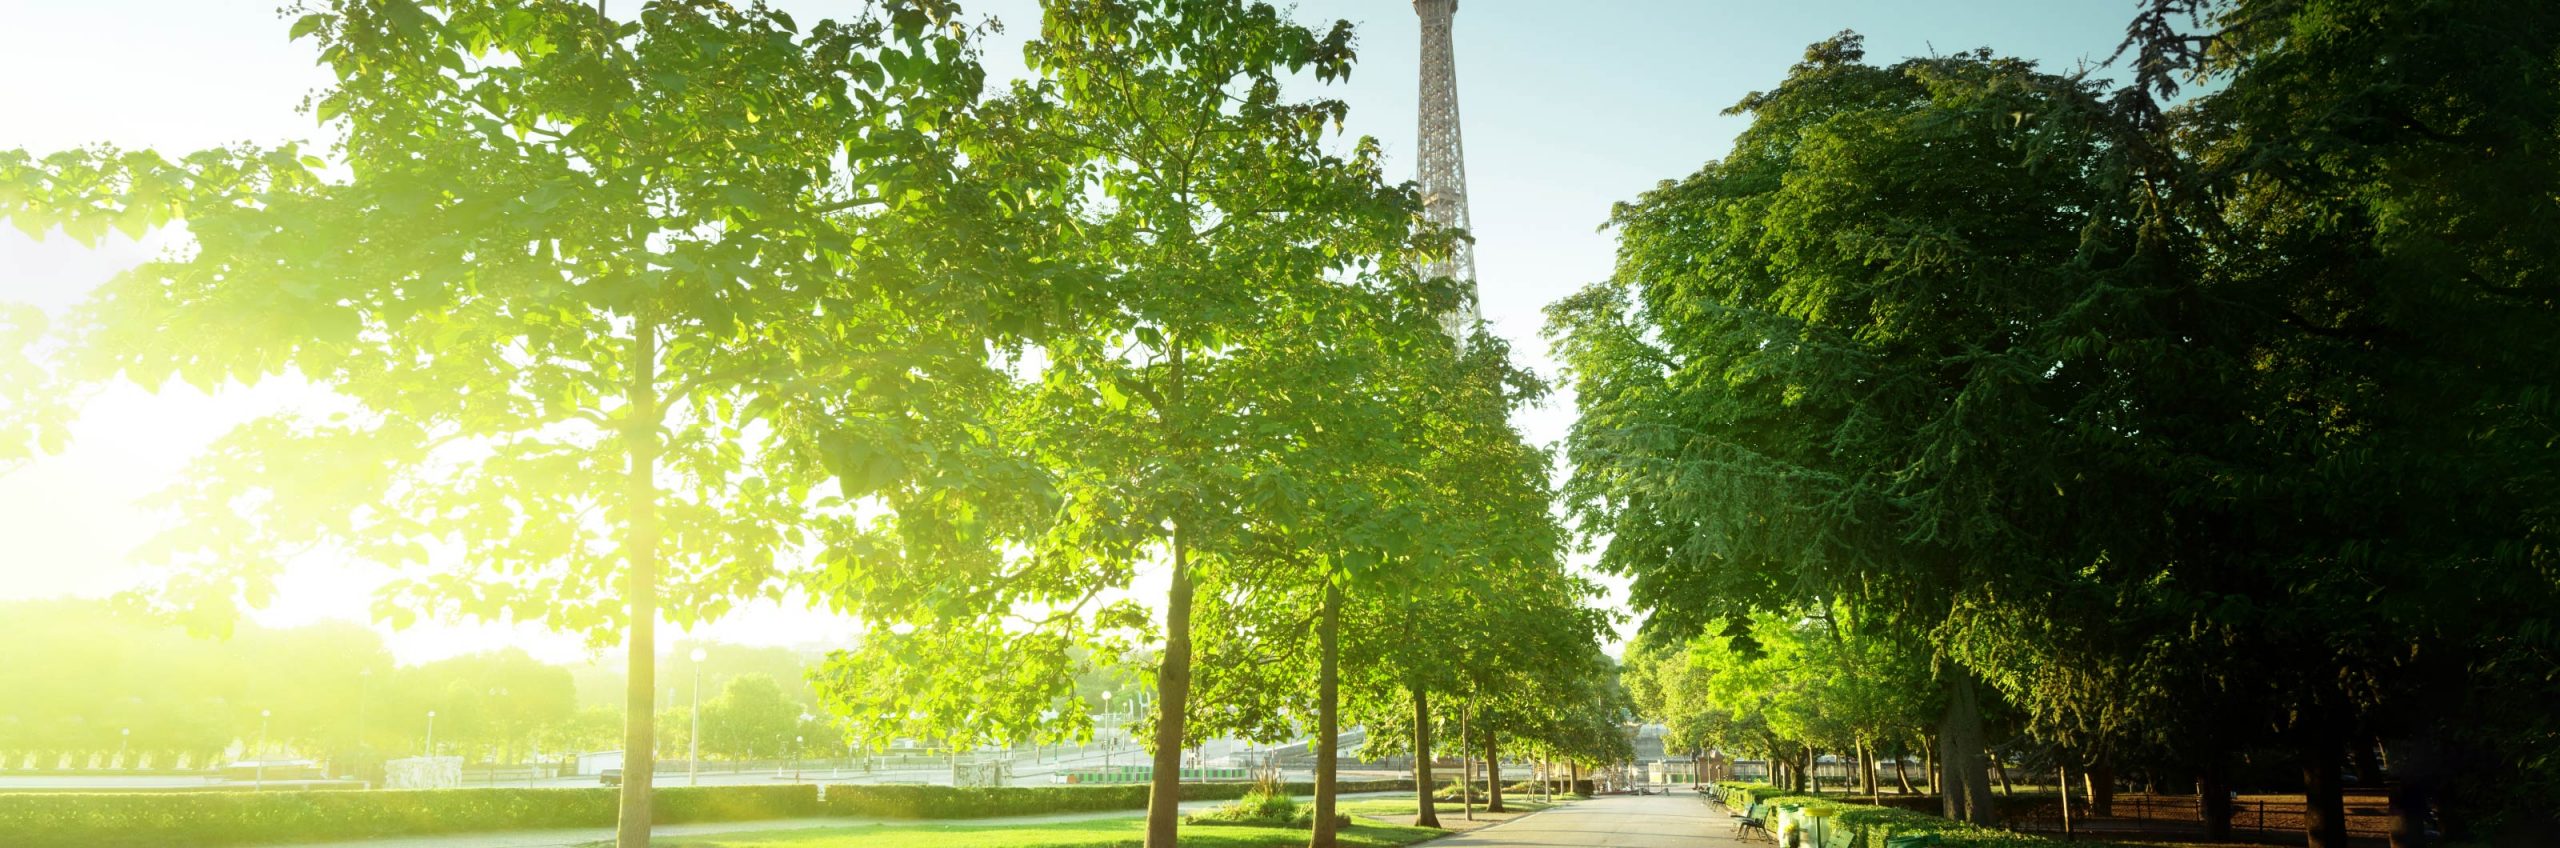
1623;633;1720;779
573;640;824;718
546;706;624;756
1547;32;2158;824
810;3;1435;846
1461;636;1626;812
1182;267;1532;847
396;649;579;762
1188;329;1610;839
1320;336;1595;826
1557;9;2560;844
1659;608;1930;795
0;600;639;778
0;304;71;476
2;2;1006;842
695;674;801;760
2126;1;2560;842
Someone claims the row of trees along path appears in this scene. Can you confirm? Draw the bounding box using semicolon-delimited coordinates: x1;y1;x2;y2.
1553;2;2560;846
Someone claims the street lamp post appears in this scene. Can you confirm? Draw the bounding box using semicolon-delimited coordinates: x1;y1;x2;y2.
487;688;506;786
357;668;372;756
689;647;706;787
117;728;129;769
255;710;271;791
795;713;812;783
1100;691;1114;777
425;711;437;758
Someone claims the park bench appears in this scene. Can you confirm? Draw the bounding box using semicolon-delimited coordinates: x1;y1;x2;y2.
1733;814;1770;841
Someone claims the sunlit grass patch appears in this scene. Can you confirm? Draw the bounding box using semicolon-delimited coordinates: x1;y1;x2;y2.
1335;797;1554;818
649;815;1444;847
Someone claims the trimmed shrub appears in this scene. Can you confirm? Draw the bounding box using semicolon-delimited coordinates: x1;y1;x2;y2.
0;784;819;848
1181;773;1362;830
1186;787;1302;827
1714;781;2136;848
653;784;823;823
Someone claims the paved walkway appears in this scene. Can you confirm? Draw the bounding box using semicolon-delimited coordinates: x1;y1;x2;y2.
1433;791;1748;848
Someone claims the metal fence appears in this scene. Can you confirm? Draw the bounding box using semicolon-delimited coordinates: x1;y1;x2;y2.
2007;791;2396;842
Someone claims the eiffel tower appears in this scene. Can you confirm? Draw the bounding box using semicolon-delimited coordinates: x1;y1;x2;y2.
1414;0;1479;344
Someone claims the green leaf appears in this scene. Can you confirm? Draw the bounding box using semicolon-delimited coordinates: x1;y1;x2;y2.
288;13;329;42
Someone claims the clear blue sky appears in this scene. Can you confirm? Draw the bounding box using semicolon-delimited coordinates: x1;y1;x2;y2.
0;0;2142;660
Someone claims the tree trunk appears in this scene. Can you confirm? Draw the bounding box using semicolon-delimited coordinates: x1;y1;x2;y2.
1309;583;1341;848
1861;740;1879;802
1939;671;1995;825
1412;685;1439;829
1460;701;1473;821
1142;524;1194;848
1485;731;1505;813
615;325;661;848
1895;747;1914;795
2059;760;2074;838
2302;736;2349;848
1991;749;2014;797
1936;733;1960;820
2086;757;2115;817
2199;757;2234;842
2387;774;2430;848
1921;736;1937;796
1806;746;1820;794
2383;736;2435;848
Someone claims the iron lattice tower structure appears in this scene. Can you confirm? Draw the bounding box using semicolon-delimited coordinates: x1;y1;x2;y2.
1414;0;1479;344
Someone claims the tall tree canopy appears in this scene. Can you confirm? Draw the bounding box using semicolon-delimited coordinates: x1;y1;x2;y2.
4;1;1026;842
796;5;1624;848
1551;32;2158;824
1556;3;2560;842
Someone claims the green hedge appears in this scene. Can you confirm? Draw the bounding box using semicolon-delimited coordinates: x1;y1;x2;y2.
0;779;1416;847
1714;782;2137;848
818;779;1413;819
653;785;823;824
0;785;819;848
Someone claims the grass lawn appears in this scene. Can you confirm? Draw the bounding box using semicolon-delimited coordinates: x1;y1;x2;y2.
1337;798;1554;818
649;815;1444;848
